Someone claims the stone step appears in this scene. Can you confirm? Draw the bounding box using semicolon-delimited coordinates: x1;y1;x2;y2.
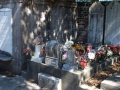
100;71;120;90
38;73;61;90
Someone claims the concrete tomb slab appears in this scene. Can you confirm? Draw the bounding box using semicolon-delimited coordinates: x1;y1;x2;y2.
38;73;61;90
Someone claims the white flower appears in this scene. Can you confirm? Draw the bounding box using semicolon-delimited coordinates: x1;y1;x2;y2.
107;50;113;56
63;41;74;49
88;49;96;60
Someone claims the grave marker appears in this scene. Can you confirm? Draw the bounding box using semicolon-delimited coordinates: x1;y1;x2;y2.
45;40;60;68
88;2;104;46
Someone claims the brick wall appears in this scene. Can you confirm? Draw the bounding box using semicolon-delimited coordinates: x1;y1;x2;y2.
76;3;91;43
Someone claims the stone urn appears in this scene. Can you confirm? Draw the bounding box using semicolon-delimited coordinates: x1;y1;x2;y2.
31;45;43;62
34;45;42;57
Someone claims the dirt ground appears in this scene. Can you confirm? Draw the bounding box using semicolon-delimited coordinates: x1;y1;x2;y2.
87;61;120;87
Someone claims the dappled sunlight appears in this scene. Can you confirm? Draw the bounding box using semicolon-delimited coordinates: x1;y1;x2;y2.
111;28;120;45
21;19;26;29
28;32;34;45
105;2;120;45
25;7;31;16
12;3;22;22
53;29;56;37
21;3;52;50
29;32;34;39
103;79;120;86
40;12;46;22
23;33;28;44
105;19;116;36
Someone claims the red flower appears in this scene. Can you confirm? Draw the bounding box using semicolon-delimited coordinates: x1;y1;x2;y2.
79;57;87;68
42;47;46;56
23;48;30;55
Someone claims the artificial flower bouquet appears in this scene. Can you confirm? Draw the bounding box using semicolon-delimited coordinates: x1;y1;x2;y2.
33;35;44;45
95;45;107;63
32;35;46;57
62;41;74;51
74;44;85;57
61;41;120;70
76;56;87;70
23;48;30;55
110;44;120;55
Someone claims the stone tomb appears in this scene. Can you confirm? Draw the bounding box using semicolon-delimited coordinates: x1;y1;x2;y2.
25;56;120;90
45;40;60;68
38;73;61;90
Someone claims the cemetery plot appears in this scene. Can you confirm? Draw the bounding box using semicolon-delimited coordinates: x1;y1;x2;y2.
26;40;120;90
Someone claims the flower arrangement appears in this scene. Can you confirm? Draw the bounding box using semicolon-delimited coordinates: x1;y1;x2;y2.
63;41;74;51
61;41;74;63
32;35;46;58
62;52;67;63
74;44;85;57
95;45;107;62
110;44;120;55
33;35;44;45
23;48;30;55
106;46;113;58
61;41;120;70
76;56;87;69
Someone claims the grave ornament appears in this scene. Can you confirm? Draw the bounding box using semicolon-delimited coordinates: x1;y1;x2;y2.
31;35;44;63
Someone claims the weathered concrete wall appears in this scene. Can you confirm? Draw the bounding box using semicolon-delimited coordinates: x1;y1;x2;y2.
88;2;104;46
20;1;51;72
0;0;77;74
104;2;120;45
21;0;77;72
26;56;120;90
49;2;77;43
0;0;23;74
13;0;77;74
21;0;77;45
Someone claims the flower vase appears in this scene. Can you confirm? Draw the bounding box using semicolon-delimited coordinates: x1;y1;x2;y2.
34;45;42;58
